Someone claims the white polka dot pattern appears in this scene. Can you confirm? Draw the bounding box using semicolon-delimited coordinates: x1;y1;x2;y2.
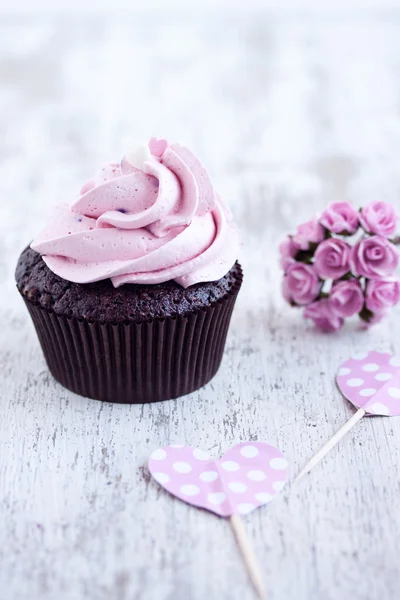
269;457;289;470
193;449;210;460
208;492;226;505
148;442;289;517
173;462;192;473
375;373;392;381
255;492;273;502
347;378;364;387
240;445;259;458
361;363;379;372
152;472;169;484
247;470;266;481
199;471;218;482
368;402;390;416
338;367;351;376
151;449;167;460
221;461;240;471
180;484;200;496
337;351;400;416
272;481;286;492
228;482;247;493
359;388;376;397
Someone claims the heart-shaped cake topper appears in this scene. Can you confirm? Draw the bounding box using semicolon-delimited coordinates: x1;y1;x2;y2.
149;137;168;157
149;442;289;517
337;350;400;416
296;350;400;483
148;442;289;600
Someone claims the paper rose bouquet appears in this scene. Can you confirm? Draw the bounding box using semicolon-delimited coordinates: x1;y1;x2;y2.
280;201;400;332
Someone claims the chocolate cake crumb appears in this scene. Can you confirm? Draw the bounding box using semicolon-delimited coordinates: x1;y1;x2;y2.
16;247;242;324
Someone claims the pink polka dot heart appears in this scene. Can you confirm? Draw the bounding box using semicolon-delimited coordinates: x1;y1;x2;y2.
148;442;289;517
337;351;400;416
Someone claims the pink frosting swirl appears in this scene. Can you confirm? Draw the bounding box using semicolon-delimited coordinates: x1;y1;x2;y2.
31;140;239;288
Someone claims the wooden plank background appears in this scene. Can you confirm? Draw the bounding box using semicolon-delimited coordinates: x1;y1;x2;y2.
1;9;400;600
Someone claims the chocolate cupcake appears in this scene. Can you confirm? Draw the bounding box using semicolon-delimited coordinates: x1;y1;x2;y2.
16;138;242;403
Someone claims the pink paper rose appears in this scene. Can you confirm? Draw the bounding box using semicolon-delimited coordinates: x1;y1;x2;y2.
282;263;320;306
292;218;325;251
365;278;400;312
304;299;344;332
350;236;399;279
319;201;359;235
279;237;297;270
329;279;364;317
359;201;397;237
314;238;351;279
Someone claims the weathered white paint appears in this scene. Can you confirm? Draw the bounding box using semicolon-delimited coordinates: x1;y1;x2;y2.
1;11;400;600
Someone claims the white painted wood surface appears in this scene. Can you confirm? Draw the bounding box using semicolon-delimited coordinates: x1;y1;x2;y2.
1;10;400;600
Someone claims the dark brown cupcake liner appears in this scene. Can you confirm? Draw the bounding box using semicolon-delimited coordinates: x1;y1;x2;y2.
21;267;242;404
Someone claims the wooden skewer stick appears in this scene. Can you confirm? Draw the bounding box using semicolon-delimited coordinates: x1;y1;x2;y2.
294;408;366;484
230;513;266;600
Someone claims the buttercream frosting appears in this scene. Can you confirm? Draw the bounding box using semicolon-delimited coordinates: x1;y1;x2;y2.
31;139;238;288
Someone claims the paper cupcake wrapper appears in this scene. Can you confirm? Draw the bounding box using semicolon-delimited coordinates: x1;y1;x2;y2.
21;268;242;403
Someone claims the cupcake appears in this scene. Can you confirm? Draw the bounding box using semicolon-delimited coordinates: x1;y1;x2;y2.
16;138;242;403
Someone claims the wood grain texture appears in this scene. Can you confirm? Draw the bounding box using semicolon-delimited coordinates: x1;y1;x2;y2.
1;10;400;600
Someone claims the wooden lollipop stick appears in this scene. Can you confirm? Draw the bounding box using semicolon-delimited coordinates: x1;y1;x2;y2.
294;408;366;484
230;514;266;600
